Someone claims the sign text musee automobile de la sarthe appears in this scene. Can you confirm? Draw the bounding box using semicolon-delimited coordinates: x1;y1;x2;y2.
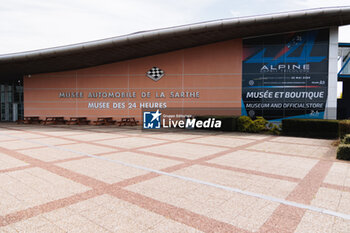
58;90;200;109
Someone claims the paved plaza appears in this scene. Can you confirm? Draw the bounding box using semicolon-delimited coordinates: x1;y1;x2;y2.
0;124;349;232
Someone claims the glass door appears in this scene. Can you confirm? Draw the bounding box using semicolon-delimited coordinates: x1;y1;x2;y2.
0;83;23;122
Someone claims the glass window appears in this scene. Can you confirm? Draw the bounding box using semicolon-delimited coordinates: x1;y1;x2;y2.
0;82;23;121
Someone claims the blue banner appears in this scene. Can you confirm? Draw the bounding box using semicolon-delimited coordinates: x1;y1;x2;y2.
242;29;329;120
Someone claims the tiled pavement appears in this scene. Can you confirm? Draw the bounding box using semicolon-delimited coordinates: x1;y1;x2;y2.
0;124;349;232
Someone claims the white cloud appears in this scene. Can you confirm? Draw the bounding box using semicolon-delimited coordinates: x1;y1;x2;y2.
295;0;349;8
0;0;350;54
0;0;220;54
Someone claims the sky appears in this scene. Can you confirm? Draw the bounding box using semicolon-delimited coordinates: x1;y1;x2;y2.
1;0;350;54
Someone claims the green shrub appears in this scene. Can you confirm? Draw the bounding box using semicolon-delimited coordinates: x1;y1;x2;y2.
342;134;350;144
282;119;339;139
336;144;350;161
339;120;350;138
194;115;239;131
237;116;270;133
253;117;268;132
237;116;253;132
268;122;282;135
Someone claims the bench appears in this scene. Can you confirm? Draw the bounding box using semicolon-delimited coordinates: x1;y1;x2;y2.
66;117;91;125
93;117;116;126
43;117;66;125
21;116;42;124
117;117;139;126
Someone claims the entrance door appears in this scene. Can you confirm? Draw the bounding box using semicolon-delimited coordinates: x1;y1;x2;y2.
0;84;23;122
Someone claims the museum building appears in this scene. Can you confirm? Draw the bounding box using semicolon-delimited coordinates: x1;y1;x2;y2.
0;7;350;122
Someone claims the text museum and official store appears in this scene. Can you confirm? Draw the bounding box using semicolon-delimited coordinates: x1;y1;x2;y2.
1;7;350;123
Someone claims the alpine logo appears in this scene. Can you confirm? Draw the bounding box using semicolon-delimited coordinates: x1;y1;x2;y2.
244;32;326;69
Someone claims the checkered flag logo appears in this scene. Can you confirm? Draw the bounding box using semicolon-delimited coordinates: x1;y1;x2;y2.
147;67;164;81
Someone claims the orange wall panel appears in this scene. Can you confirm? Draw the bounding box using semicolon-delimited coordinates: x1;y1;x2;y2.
24;39;243;121
76;76;129;89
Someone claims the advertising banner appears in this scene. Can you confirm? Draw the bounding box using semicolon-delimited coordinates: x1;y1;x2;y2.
242;29;329;121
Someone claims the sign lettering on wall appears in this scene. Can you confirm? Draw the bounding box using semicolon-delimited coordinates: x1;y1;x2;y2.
58;90;200;109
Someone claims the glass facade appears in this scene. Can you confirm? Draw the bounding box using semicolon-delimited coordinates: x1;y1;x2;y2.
0;82;23;121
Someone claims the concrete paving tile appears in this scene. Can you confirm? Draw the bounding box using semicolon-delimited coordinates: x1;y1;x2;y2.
0;189;28;215
219;132;270;140
62;132;125;141
311;187;350;215
123;205;165;228
0;225;18;233
42;207;76;222
92;212;122;232
0;140;43;150
10;215;52;233
177;130;219;136
1;133;46;140
80;204;113;220
187;136;254;148
311;187;343;212
97;136;166;149
39;130;87;136
59;142;118;154
65;194;201;232
0;134;19;141
30;224;66;233
90;193;120;206
102;151;181;170
143;132;205;141
324;162;350;187
112;218;149;233
0;129;38;134
139;142;228;160
67;198;101;213
126;175;278;231
19;147;85;162
233;215;266;232
23;167;90;195
27;137;75;146
126;175;200;196
337;192;350;215
0;133;42;141
204;194;256;222
333;217;350;233
54;214;109;233
147;219;203;232
294;211;335;233
0;167;90;215
271;136;334;146
0;152;29;170
174;165;297;199
208;150;318;179
248;141;330;158
57;157;148;184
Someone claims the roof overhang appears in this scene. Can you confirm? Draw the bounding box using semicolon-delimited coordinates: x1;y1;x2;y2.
1;6;350;77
